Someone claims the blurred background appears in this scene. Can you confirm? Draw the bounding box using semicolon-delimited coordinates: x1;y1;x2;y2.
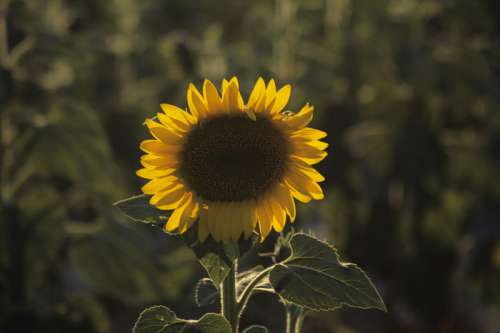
1;0;500;332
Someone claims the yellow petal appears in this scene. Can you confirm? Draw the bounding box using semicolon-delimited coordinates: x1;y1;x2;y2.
265;79;277;109
292;142;328;164
286;173;324;200
247;77;265;108
256;200;273;240
227;77;244;108
136;168;175;179
165;193;192;232
140;155;178;167
230;203;243;241
140;140;180;155
288;168;324;200
270;199;286;232
150;183;185;207
254;90;267;113
141;176;178;194
291;127;327;141
160;103;195;125
222;81;240;113
305;140;328;150
216;203;227;241
283;176;312;203
228;76;239;89
274;183;296;221
145;119;183;144
271;84;291;114
178;199;198;233
203;80;223;113
283;104;314;129
290;158;325;182
188;83;209;119
218;203;232;241
157;113;188;134
222;78;230;94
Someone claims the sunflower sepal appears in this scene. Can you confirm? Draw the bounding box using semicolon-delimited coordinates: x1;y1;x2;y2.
132;305;231;333
181;225;259;286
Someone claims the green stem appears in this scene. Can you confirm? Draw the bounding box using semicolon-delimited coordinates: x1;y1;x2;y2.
221;259;238;332
293;309;305;333
285;307;292;333
285;304;305;333
236;265;274;318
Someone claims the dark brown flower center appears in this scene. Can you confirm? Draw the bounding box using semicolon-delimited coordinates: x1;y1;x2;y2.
179;113;289;202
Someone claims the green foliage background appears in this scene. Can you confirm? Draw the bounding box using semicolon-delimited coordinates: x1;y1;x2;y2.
1;0;500;332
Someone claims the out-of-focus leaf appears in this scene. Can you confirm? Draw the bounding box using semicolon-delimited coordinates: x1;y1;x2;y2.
70;230;162;303
114;194;168;225
270;234;386;312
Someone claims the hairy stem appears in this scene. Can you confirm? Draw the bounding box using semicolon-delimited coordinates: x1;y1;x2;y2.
221;259;239;332
285;304;305;333
236;265;274;319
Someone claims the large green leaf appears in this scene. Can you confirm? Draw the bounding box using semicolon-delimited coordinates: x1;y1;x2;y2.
133;306;231;333
114;194;168;225
270;233;386;312
70;230;162;303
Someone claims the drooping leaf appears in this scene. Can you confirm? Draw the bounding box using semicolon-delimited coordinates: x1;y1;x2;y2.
133;306;177;333
194;278;219;307
270;233;386;312
114;194;168;225
133;306;231;333
242;325;268;333
185;313;232;333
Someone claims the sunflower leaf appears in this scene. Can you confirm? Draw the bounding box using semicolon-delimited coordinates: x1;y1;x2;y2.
194;278;219;307
133;306;231;333
269;233;386;312
133;306;177;333
242;325;269;333
114;194;168;225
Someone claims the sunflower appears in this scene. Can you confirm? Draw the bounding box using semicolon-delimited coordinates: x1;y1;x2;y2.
137;77;327;242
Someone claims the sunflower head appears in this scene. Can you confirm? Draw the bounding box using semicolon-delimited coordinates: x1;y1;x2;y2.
137;77;328;242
